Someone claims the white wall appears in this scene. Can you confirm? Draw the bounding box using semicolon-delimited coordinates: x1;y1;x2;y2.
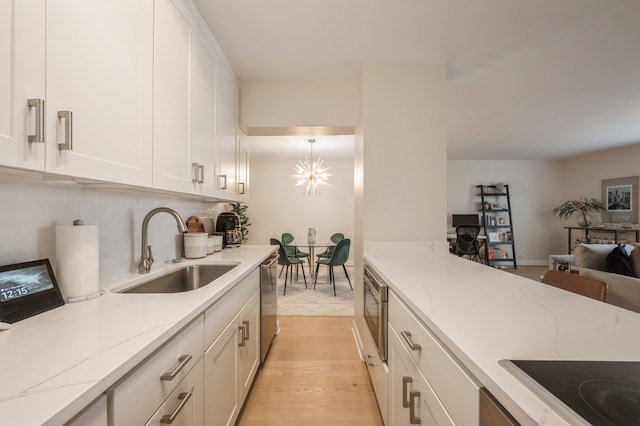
447;160;567;264
246;159;355;261
0;173;224;285
566;143;640;200
360;63;448;242
240;79;360;133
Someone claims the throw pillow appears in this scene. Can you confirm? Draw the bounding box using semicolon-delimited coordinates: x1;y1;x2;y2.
573;244;617;271
606;244;634;276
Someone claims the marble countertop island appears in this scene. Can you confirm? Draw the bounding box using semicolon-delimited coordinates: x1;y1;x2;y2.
0;245;275;426
364;241;640;425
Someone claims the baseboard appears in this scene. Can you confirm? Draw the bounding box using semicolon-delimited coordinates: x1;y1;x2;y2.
351;319;364;362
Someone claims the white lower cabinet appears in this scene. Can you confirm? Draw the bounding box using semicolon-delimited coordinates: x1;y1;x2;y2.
108;317;205;426
145;358;204;426
389;325;454;426
388;290;480;426
106;268;261;426
204;289;260;426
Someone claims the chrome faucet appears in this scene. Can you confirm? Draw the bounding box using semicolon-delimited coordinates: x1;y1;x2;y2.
138;207;188;274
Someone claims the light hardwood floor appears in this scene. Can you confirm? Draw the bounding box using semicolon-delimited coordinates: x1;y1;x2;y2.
237;316;383;425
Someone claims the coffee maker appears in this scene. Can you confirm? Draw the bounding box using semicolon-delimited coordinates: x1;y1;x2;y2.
215;212;241;248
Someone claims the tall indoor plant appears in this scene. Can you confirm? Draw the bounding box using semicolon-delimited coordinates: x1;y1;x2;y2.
229;202;251;242
552;197;603;227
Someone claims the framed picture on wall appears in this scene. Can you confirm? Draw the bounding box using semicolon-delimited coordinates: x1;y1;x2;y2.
606;185;632;211
601;176;639;223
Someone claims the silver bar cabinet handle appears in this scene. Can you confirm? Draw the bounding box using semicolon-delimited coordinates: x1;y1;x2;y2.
238;182;245;194
57;110;73;150
409;390;421;424
198;164;204;184
238;325;246;347
160;391;192;424
402;376;412;408
242;320;250;341
219;174;227;190
401;331;422;351
160;354;192;381
192;163;199;183
27;99;45;143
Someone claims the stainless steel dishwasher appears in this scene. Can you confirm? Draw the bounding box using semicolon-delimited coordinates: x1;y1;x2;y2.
260;252;278;363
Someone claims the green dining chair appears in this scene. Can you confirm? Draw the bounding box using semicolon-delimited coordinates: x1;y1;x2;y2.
315;232;345;260
282;232;310;275
313;238;352;296
271;238;307;295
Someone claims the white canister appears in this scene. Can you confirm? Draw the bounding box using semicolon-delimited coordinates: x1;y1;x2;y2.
207;236;215;254
212;235;223;252
184;233;208;258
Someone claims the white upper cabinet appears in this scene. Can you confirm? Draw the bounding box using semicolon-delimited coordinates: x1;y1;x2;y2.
0;0;46;171
45;0;153;186
236;134;250;202
216;69;239;199
2;0;244;200
152;0;217;195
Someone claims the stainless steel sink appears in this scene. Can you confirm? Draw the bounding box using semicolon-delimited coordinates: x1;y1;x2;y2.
119;264;238;293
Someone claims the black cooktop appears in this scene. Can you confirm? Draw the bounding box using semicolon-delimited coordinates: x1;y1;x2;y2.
508;360;640;426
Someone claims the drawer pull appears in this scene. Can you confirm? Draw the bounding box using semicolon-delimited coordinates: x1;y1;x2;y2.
160;391;192;424
160;354;192;381
238;325;246;347
402;376;412;408
401;331;422;351
243;320;250;341
409;390;421;424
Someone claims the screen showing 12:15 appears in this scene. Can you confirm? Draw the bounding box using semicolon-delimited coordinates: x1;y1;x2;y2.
0;264;54;302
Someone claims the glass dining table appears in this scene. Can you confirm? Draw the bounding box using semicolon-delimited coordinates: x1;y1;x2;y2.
289;240;336;278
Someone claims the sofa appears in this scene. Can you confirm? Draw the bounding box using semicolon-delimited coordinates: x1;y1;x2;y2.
548;243;640;314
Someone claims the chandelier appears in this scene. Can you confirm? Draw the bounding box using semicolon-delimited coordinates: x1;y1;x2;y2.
292;139;332;196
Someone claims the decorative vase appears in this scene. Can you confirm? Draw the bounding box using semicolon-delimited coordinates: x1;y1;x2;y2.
575;213;592;228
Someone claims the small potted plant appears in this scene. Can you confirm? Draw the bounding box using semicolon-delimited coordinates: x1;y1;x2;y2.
229;202;251;242
552;197;603;228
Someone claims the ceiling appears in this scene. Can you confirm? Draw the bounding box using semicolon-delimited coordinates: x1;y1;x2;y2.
193;0;640;161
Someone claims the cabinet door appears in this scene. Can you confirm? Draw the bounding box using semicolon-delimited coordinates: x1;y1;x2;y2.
190;33;218;195
152;0;193;193
153;0;217;195
238;291;260;400
388;326;454;426
0;0;46;171
204;319;241;426
215;69;238;199
45;0;153;186
236;135;250;201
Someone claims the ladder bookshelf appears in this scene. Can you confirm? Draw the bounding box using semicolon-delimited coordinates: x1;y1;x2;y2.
477;184;517;268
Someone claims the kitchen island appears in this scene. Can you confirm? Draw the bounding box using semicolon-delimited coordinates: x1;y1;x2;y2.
0;245;275;425
364;241;640;425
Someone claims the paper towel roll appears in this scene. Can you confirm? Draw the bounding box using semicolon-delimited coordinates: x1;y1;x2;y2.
55;223;101;302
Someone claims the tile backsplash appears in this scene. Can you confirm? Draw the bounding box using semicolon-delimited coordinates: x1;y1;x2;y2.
0;173;228;285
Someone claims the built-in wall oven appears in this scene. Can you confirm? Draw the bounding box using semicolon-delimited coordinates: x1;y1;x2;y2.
364;264;388;361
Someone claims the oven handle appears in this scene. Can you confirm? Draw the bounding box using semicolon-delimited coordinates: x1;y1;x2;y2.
364;272;383;303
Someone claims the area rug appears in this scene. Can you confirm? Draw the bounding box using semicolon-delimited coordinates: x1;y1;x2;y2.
277;265;354;316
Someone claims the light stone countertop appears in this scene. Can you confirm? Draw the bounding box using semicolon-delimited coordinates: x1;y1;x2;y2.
364;241;640;425
0;245;275;426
